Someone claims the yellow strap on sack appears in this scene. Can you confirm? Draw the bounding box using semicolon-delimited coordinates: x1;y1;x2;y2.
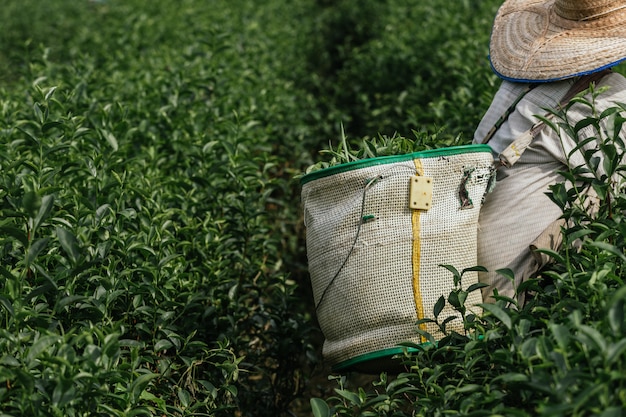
411;158;427;341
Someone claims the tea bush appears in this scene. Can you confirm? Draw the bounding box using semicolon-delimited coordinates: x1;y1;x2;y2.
298;0;502;143
0;0;317;415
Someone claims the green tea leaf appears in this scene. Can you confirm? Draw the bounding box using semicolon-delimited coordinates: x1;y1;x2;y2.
26;334;59;363
22;191;41;219
129;373;158;404
26;237;50;266
0;295;14;317
466;282;488;293
100;128;119;151
589;241;626;262
607;339;626;366
44;86;57;101
549;323;570;351
33;194;54;232
608;298;625;334
479;303;512;329
52;377;76;407
154;339;174;352
0;226;28;247
177;388;191;408
433;295;445;319
334;389;361;405
577;324;607;354
56;226;81;264
42;120;63;133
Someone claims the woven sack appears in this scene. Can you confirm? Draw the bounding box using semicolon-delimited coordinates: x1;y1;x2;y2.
301;144;494;372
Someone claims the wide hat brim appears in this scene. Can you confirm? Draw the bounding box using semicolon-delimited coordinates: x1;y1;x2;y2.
489;0;626;82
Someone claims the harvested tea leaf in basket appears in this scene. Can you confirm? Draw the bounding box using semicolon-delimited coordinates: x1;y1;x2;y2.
304;125;463;175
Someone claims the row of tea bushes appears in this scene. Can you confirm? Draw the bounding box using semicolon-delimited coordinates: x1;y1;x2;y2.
0;0;318;415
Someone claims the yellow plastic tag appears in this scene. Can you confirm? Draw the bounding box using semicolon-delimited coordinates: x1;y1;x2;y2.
409;175;433;210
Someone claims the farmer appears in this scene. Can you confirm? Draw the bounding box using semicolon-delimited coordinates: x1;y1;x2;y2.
472;0;626;304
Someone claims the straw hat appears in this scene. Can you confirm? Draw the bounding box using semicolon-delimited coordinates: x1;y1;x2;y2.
489;0;626;82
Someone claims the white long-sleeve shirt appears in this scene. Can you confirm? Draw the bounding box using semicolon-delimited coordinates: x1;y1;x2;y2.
472;71;626;303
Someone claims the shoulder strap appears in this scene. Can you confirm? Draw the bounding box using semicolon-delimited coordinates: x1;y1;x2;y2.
498;69;612;168
480;83;537;144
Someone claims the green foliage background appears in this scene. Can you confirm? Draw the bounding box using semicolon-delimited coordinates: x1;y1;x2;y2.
5;0;626;416
0;0;324;415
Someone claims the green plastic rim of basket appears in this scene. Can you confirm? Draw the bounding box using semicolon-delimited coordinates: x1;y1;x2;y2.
331;333;486;372
331;345;424;373
300;144;493;185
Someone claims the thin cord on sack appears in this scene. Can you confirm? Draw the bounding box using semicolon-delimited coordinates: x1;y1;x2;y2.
314;165;416;310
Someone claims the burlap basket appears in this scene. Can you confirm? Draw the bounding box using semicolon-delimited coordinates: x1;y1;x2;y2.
301;144;494;372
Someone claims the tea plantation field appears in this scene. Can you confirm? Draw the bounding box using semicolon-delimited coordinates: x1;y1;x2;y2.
2;0;626;416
